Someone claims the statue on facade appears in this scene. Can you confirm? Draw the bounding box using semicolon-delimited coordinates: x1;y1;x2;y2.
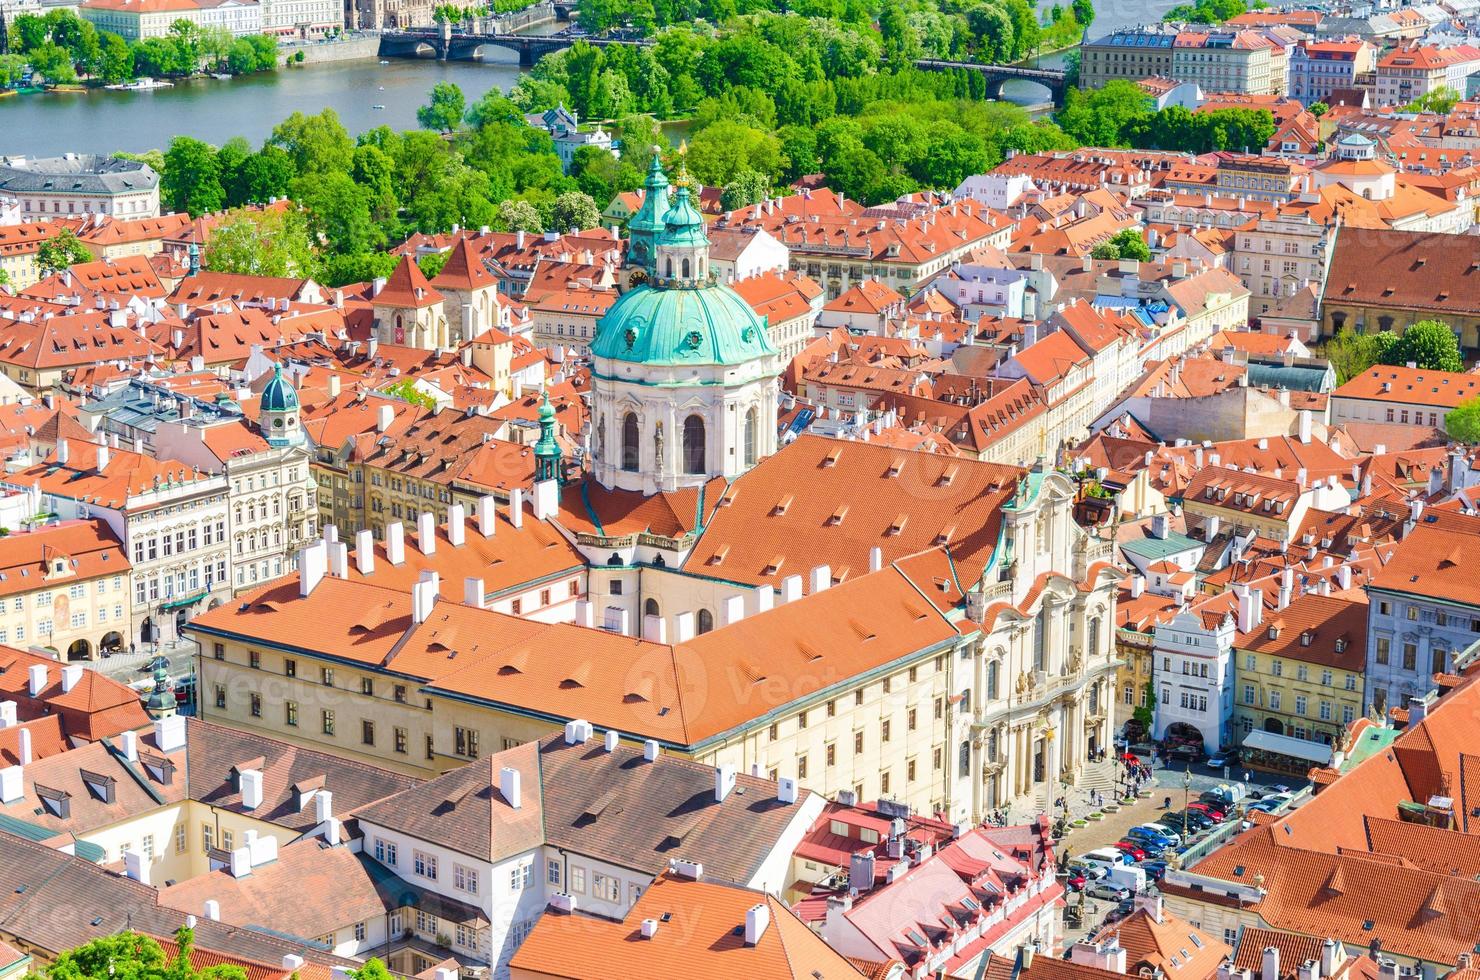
654;421;664;471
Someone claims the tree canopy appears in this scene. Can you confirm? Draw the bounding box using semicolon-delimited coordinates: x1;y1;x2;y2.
1380;320;1463;374
1446;397;1480;444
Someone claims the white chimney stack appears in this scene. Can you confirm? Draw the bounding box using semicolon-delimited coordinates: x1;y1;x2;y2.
674;611;695;642
533;478;558;520
715;764;737;802
377;404;394;432
1263;947;1281;980
418;511;436;555
574;600;594;628
120;730;138;763
282;956;305;972
463;577;485;609
641;919;659;939
0;702;14;728
386;522;406;565
316;790;334;823
722;594;745;627
477;495;497;536
500;766;522;809
564;719;592;745
753;586;774;614
509;487;524;528
869;547;884;573
642;614;667;642
27;664;46;697
299;541;328;597
355;529;375;575
328;541;348;579
0;766;21;804
809;565;831;594
777;776;798;804
155;715;186;752
17;728;31;766
56;439;69;465
203;900;220;921
644;739;660;762
239;769;264;809
446;504;466;547
744;904;771;946
780;575;804;603
604;729;620;752
60;665;82;693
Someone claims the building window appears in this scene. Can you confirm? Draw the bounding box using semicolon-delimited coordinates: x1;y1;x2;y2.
285;701;298;727
214;685;226;709
250;693;262;718
456;864;481;893
592;871;619;902
743;407;758;466
322;709;336;735
375;838;398;866
285;658;296;677
682;415;706;475
455;727;480;758
621;414;640;471
696;608;714;634
413;850;438;880
202;824;214;852
394;727;408;754
362;720;375;746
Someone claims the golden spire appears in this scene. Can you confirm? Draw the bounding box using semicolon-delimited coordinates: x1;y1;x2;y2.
673;140;692;189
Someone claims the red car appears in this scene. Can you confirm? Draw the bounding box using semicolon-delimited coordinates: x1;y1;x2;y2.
1113;840;1147;860
1065;872;1087;891
1187;803;1225;823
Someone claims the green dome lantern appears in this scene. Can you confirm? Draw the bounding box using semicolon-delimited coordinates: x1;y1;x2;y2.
534;389;562;485
260;362;303;448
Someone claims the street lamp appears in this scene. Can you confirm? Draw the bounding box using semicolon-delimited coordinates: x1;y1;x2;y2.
1182;765;1192;840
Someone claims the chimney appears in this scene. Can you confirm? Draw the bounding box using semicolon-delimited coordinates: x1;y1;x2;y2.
155;715;186;752
57;439;69;465
411;579;437;625
641;919;659;939
315;790;334;823
60;665;82;693
327;374;341;399
753;586;775;615
869;547;884;573
377;404;394;432
1021;945;1036;970
120;730;138;763
1407;695;1427;729
780;575;804;603
509;487;524;528
778;776;798;804
299;541;328;597
27;664;46;696
418;511;436;555
1320;941;1340;978
203;900;220;922
283;956;305;973
715;764;737;802
239;769;264;809
96;445;110;473
1130;575;1146;598
355;529;375;575
386;522;406;565
1263;947;1281;980
1151;514;1169;539
809;564;831;594
722;594;745;627
1135;893;1163;923
500;766;522;808
1336;565;1352;590
644;739;660;762
1206;515;1221;540
564;719;593;745
1071;941;1128;974
463;577;485;610
744;904;770;946
0;702;14;728
17;728;31;766
328;541;348;579
0;766;21;804
671;859;703;880
642;614;667;642
674;611;695;642
477;495;497;536
1236;584;1263;633
447;503;466;546
604;729;620;752
575;600;595;628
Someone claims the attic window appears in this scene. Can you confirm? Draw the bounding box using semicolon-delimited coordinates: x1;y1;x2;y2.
822;448;842;468
1300;631;1313;646
707;544;729;566
938;465;958;487
772;494;794;516
79;770;116;804
35;783;71;818
762;555;785;577
1335;638;1346;652
887;514;908;536
886;459;905;478
1268;626;1280;639
827;505;848;527
935;525;956;546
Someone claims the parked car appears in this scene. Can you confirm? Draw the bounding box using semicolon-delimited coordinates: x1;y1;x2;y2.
1206;749;1238;768
1142;860;1169;881
1165;810;1213;831
1064;871;1087;891
1113;841;1146;861
1069;863;1108;881
1087;881;1130;901
1187;803;1226;822
1131;823;1181;847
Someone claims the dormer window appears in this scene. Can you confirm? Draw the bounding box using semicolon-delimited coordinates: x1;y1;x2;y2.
1268;626;1280;640
1300;631;1313;646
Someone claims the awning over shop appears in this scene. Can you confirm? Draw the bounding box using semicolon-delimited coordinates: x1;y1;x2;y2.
159;590;209;611
1241;729;1333;765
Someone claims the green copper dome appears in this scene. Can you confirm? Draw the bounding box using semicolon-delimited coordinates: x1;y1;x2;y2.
260;363;298;413
591;281;777;367
658;183;708;249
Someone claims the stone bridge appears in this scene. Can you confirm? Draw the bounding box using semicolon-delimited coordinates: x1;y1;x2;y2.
914;57;1071;106
378;26;649;65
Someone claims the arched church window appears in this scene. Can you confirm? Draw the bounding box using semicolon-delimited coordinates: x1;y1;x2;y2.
682;415;705;475
621;413;640;472
682;258;690;278
743;407;758;466
697;608;714;634
665;258;673;277
644;598;660;618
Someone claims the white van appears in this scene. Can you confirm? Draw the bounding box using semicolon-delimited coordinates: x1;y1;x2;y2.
1080;847;1127;872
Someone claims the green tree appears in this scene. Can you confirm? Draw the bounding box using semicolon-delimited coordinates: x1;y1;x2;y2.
1132;681;1155;731
96;32;134;82
720;169;769;210
229;145;297;206
203;207;316;277
548;190;602;232
1321;326;1384;385
1071;0;1094;27
1309;101;1328;118
417;81;467;133
498;198;544;233
293;171;383;256
270;108;355;176
161;136;224;216
465;89;524;129
1382;319;1463;373
36;228;93;275
1402;86;1460;115
29;42;78;84
686;119;782;185
383;378;438;410
320;251;400;288
1446;396;1480;443
1091;228;1150;261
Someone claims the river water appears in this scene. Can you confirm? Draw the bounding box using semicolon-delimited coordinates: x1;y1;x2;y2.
3;0;1179;157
